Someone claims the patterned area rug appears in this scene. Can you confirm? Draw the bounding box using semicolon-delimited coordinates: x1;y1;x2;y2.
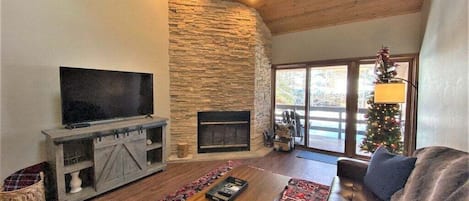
158;160;241;201
280;178;330;201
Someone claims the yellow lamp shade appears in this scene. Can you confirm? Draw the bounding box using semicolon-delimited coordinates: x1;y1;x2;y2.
374;83;406;103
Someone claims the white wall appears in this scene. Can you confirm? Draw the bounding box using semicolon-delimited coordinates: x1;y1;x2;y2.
1;0;169;179
417;0;468;152
0;1;3;177
272;13;422;64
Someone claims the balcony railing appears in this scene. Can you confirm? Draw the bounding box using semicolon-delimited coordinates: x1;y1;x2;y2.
275;104;369;139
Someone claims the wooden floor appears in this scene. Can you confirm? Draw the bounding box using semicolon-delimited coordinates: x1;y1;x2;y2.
90;149;337;201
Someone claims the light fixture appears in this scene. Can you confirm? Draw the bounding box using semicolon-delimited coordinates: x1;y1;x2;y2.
374;82;406;103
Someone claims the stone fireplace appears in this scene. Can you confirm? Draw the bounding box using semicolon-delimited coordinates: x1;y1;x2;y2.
169;0;272;159
198;111;250;153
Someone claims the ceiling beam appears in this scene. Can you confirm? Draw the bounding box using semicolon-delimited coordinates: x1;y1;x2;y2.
270;0;422;34
235;0;266;9
235;0;424;35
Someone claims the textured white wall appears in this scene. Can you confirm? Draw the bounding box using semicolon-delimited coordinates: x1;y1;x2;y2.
272;13;422;64
417;0;468;151
1;0;169;179
0;1;2;177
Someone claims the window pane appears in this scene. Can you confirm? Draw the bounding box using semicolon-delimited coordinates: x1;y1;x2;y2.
356;64;376;156
356;62;409;156
308;65;347;153
275;69;306;145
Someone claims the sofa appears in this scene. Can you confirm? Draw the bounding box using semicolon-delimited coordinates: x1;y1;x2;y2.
327;146;469;201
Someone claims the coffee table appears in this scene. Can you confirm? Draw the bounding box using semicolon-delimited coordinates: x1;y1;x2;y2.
188;165;290;201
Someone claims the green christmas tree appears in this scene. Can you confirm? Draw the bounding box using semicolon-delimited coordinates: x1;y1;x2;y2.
360;47;403;154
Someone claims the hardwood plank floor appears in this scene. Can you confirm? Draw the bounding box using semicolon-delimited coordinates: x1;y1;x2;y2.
90;149;337;201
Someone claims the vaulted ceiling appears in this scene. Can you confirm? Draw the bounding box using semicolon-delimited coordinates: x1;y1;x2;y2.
235;0;424;35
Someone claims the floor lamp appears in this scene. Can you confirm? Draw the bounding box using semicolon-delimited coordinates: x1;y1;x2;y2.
374;82;406;104
373;80;418;155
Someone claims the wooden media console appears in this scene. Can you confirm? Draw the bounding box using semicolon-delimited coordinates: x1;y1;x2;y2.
42;117;167;201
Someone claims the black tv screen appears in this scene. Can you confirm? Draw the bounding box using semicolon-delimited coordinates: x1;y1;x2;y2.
60;67;154;125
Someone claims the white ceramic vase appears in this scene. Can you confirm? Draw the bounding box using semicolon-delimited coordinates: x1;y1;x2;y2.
69;170;82;193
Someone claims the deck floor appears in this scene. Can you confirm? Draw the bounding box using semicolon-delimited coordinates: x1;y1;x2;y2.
296;131;371;156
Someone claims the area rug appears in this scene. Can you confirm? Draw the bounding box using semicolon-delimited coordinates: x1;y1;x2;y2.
280;178;330;201
296;151;338;165
158;160;242;201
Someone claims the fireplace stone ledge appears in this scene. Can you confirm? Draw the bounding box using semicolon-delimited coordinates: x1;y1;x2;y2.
167;147;272;163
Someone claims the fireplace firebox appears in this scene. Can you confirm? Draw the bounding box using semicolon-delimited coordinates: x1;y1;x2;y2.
197;111;250;153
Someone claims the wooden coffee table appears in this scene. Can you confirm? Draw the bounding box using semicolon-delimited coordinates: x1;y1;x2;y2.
188;165;290;201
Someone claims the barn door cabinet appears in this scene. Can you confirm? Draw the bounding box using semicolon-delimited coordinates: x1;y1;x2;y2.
42;117;167;201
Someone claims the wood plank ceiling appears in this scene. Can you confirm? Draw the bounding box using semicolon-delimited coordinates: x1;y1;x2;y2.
235;0;424;35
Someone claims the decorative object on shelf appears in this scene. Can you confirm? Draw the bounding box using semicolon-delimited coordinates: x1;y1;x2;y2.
146;139;153;145
279;178;330;201
64;150;85;166
360;47;405;154
177;142;189;158
69;170;82;193
158;160;242;201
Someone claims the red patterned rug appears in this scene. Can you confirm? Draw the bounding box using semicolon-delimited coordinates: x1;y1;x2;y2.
279;178;330;201
158;160;241;201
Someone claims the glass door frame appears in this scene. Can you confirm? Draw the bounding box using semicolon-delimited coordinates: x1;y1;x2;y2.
272;54;418;158
306;62;353;154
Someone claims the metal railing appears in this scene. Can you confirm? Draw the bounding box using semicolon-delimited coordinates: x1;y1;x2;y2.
275;104;368;139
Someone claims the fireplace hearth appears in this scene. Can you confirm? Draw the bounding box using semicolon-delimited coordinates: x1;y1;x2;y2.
197;111;250;153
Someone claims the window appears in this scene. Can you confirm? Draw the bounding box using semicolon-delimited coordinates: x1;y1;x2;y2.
273;55;418;157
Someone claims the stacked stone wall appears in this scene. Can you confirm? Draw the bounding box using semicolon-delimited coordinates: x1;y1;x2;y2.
169;0;271;156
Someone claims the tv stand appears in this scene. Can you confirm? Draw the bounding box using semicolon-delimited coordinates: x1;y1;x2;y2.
42;117;167;201
64;123;91;129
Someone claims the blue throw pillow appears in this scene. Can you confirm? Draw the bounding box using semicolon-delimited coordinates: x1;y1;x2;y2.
364;146;417;201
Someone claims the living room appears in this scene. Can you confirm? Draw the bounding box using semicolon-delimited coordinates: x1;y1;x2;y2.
1;0;467;201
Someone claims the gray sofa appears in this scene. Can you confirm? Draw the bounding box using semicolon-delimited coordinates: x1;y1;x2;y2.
328;146;469;201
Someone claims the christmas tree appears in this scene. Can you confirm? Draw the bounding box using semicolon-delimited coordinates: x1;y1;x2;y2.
360;47;403;154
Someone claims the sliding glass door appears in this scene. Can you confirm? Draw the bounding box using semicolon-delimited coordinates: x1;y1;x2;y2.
356;62;411;156
308;65;348;153
273;55;418;157
274;68;306;145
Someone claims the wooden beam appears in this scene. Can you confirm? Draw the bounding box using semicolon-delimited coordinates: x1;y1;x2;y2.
235;0;423;35
234;0;266;9
259;0;358;22
266;0;423;35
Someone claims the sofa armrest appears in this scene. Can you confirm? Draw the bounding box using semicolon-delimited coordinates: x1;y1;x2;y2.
337;157;369;182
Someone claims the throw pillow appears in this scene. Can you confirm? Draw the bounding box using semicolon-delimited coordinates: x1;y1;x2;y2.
364;146;417;201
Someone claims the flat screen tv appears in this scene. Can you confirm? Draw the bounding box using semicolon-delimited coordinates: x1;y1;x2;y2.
60;67;153;126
